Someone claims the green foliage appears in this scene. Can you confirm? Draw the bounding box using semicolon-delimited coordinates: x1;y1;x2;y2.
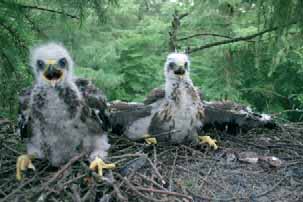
1;0;303;121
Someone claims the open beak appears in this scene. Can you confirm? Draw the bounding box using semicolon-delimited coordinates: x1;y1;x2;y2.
174;66;186;79
42;60;64;87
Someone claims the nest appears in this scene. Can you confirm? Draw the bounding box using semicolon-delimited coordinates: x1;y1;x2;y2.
1;120;303;202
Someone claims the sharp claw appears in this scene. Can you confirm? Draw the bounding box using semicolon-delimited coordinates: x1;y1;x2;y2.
143;134;157;145
28;162;36;171
89;157;116;177
16;154;35;181
199;135;218;150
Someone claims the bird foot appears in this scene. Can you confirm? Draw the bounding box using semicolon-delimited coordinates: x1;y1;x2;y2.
143;134;157;145
89;157;115;177
16;154;35;181
198;136;218;150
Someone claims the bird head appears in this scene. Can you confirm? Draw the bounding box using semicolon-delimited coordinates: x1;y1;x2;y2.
164;53;190;81
30;43;74;87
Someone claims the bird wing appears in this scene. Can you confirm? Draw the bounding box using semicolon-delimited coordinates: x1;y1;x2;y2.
143;88;166;105
144;87;275;133
143;87;204;105
203;100;276;132
109;101;152;135
74;78;110;131
18;87;33;139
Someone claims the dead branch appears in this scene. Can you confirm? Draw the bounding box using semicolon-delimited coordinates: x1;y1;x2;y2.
168;10;189;51
115;173;166;202
41;152;86;190
135;187;193;201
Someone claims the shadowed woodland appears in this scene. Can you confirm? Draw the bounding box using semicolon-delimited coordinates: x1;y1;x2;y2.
1;0;303;201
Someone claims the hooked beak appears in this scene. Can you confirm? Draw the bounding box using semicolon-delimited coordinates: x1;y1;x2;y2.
42;60;64;87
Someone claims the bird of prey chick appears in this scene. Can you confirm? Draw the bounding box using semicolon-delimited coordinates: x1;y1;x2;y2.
17;43;115;180
110;53;217;148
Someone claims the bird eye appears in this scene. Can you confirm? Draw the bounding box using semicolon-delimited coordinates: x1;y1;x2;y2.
37;60;44;70
184;62;188;69
168;62;175;70
58;58;67;68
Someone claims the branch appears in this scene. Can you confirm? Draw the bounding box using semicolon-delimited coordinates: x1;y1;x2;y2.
179;13;189;20
0;49;14;70
187;23;296;53
177;33;233;41
0;1;80;19
24;14;48;39
168;11;189;51
0;21;27;50
19;4;80;19
40;152;86;191
135;187;193;201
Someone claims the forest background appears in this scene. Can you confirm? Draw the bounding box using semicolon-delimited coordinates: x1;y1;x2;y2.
1;0;303;122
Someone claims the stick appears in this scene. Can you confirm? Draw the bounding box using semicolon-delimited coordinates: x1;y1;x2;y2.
41;152;85;190
135;187;193;202
115;173;166;202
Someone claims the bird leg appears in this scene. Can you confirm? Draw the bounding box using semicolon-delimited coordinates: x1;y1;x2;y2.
16;154;36;181
89;157;115;177
198;135;218;150
143;134;157;145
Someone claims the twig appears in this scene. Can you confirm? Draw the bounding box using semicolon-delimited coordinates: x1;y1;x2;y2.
109;153;147;159
16;3;79;19
147;158;166;185
187;22;297;53
0;165;49;202
168;10;189;51
2;144;22;155
137;173;166;190
178;33;233;41
169;149;178;191
70;185;81;202
41;152;86;190
115;173;166;202
198;167;212;190
104;172;128;201
135;187;193;202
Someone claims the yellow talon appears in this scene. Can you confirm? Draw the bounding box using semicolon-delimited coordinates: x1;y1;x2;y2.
16;154;35;181
89;157;116;177
143;134;157;145
199;135;218;150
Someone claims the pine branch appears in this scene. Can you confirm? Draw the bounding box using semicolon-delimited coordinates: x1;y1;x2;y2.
177;33;233;41
0;48;14;70
24;14;48;39
18;4;80;19
187;23;296;53
0;21;27;50
0;1;79;19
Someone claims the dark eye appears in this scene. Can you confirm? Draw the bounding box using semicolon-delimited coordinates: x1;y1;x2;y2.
58;58;67;68
37;60;44;70
184;62;188;69
168;62;175;70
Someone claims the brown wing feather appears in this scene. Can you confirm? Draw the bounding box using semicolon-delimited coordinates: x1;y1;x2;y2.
143;88;165;105
203;100;276;133
109;101;152;135
74;78;110;131
144;87;204;105
18;87;33;139
143;87;275;133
